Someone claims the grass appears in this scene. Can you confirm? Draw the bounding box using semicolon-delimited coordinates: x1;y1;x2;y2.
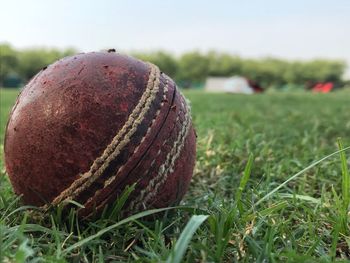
1;87;350;262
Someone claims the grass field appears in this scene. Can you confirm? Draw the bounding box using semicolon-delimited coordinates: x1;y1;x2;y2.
1;88;350;262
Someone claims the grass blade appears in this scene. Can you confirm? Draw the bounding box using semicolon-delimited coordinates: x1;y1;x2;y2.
63;207;176;254
337;138;350;233
166;215;208;263
108;184;135;219
258;201;288;217
236;154;254;214
337;138;350;210
279;193;320;204
255;145;350;206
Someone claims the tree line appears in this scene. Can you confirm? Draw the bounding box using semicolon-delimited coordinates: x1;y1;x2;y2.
0;43;347;89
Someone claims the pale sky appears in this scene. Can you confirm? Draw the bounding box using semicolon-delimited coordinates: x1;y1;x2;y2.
1;0;350;78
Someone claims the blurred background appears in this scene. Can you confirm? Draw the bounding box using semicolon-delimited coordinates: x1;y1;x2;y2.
0;0;349;92
2;2;350;261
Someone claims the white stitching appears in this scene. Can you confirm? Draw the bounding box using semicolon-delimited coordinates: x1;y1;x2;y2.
128;94;192;212
50;63;160;206
82;76;170;207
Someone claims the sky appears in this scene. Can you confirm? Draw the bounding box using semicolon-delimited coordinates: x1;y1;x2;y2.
1;0;350;78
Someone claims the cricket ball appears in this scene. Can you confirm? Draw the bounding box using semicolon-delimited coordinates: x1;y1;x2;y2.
4;51;196;217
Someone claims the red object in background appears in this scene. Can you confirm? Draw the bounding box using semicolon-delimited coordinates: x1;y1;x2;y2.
247;79;264;93
312;82;334;93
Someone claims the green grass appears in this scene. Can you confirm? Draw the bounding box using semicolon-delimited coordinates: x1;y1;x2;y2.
1;88;350;262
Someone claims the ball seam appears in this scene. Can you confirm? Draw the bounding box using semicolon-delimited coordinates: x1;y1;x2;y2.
82;76;169;207
48;63;161;207
130;92;192;212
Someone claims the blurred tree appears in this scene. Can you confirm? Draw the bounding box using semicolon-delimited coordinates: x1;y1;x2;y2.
18;48;76;80
133;51;178;78
282;60;346;86
0;43;347;89
177;51;209;87
207;51;242;77
0;43;19;86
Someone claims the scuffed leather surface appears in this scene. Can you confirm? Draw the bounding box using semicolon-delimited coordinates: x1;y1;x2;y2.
5;52;149;205
4;51;196;216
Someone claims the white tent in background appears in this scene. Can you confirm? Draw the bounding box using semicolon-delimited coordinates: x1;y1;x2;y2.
205;76;255;94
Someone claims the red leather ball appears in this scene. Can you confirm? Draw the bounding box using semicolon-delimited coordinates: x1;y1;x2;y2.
4;51;196;217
